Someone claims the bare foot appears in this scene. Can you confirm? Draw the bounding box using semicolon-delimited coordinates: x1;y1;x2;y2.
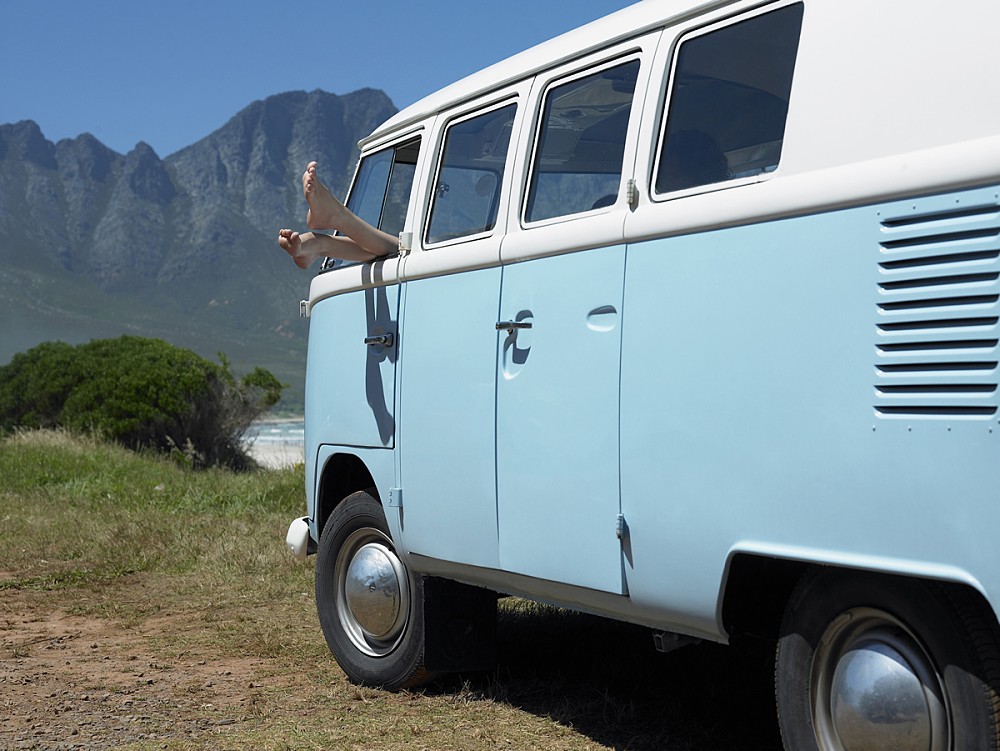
277;229;319;269
303;161;346;231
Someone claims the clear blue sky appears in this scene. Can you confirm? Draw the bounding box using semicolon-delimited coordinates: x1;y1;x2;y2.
2;0;636;158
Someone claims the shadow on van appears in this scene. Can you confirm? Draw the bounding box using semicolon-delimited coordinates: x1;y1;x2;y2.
430;598;781;750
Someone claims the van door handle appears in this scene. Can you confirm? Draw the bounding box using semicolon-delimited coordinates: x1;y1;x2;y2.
496;321;532;334
364;333;394;347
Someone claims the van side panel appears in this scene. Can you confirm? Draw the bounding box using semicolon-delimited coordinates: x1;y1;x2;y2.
782;2;1000;177
620;185;1000;632
304;287;399;452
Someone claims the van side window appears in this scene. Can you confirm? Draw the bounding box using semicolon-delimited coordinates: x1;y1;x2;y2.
655;3;803;194
346;137;421;238
426;103;517;245
526;59;640;223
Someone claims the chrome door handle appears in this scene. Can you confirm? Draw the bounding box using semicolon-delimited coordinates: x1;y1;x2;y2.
364;333;394;347
496;321;532;334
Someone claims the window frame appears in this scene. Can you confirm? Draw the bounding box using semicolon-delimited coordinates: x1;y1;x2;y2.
421;97;520;251
521;51;645;230
650;0;805;202
321;129;424;273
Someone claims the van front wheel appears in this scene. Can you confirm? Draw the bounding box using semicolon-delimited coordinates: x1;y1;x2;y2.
775;569;1000;750
315;489;431;690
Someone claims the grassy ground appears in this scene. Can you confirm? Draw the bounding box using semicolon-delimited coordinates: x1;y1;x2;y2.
0;430;782;750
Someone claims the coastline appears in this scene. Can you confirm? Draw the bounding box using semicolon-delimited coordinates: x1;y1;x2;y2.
247;418;304;469
249;440;304;469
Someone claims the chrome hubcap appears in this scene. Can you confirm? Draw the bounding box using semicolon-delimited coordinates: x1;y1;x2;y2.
336;528;410;657
812;608;948;750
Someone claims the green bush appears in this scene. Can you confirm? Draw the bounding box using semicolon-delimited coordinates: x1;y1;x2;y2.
0;336;284;469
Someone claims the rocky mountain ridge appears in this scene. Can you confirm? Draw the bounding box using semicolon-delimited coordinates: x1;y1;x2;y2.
0;88;398;407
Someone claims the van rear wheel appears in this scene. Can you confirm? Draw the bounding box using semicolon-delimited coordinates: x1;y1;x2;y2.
315;489;431;690
775;569;1000;750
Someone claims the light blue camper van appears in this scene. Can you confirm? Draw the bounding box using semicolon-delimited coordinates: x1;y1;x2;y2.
285;0;1000;746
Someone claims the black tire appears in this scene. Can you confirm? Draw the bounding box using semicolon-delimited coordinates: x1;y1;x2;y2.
315;488;431;690
776;568;1000;750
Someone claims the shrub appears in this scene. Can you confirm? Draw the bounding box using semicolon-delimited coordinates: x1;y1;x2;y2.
0;336;284;469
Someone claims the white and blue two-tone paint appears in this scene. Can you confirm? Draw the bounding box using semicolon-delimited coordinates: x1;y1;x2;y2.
284;1;1000;747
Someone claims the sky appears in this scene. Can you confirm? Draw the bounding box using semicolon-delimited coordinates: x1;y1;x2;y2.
2;0;637;159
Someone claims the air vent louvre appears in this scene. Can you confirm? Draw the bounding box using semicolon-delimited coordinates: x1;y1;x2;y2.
875;194;1000;419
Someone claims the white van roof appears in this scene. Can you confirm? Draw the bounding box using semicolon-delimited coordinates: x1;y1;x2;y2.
361;0;737;147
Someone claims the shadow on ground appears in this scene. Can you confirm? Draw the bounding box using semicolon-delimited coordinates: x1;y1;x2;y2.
436;602;783;751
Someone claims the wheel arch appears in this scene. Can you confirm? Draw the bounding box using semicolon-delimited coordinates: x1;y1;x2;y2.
720;553;807;641
774;564;1000;749
315;452;378;541
720;548;999;642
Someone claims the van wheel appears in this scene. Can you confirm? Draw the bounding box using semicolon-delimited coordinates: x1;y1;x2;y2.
315;489;431;690
775;569;1000;750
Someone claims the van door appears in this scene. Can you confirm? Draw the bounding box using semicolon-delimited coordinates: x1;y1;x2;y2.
396;267;502;569
397;94;526;571
495;52;649;594
496;246;626;593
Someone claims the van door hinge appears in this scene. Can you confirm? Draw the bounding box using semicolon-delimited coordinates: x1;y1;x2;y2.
388;487;403;509
626;179;638;209
299;300;310;318
616;513;628;541
398;231;412;256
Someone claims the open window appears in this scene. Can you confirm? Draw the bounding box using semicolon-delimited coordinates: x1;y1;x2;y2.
347;137;420;236
525;58;641;224
322;136;421;270
655;3;804;195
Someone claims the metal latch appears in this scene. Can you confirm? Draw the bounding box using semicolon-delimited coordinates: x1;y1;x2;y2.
364;333;394;347
299;300;309;318
495;320;532;334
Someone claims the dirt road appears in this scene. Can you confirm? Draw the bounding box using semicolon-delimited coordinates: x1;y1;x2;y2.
1;589;289;749
1;580;783;751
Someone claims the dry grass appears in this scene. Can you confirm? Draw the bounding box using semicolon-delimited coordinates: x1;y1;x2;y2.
0;430;781;750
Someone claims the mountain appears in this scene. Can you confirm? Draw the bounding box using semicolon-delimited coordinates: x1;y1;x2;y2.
0;88;398;409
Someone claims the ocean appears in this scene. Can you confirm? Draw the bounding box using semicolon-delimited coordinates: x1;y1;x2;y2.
246;419;305;467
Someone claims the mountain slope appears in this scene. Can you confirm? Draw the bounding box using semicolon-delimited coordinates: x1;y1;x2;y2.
0;88;398;408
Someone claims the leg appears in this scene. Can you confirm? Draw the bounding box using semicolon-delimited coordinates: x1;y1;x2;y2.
277;229;381;269
302;162;398;257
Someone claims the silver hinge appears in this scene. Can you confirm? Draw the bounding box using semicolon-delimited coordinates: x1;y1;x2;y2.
615;513;628;541
398;231;413;256
299;300;309;318
388;487;403;508
626;178;639;209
